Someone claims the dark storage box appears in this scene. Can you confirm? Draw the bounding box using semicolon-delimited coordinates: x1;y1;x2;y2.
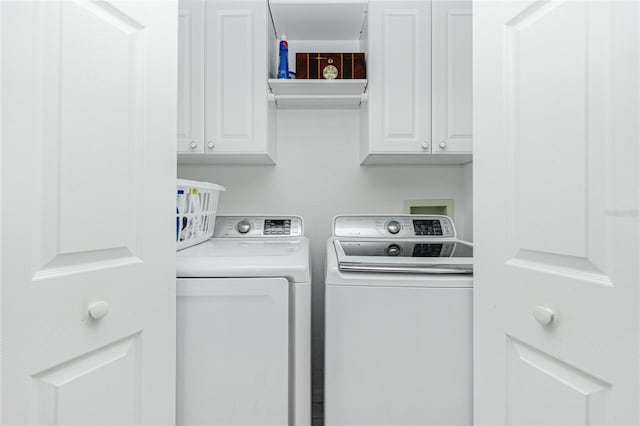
296;53;366;79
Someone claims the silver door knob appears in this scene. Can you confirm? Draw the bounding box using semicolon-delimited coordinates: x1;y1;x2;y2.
237;220;252;234
421;142;429;150
439;141;447;149
533;305;555;326
88;301;109;320
207;142;214;149
189;141;197;149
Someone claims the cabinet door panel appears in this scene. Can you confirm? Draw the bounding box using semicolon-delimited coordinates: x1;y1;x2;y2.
368;1;430;153
178;0;204;153
205;0;268;154
432;0;472;154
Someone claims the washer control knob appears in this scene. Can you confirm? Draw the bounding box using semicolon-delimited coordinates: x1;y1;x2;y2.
386;220;401;234
237;220;252;234
386;244;401;256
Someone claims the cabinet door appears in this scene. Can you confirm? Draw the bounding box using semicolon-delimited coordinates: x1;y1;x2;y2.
368;1;431;154
205;0;269;154
178;0;205;153
432;0;472;154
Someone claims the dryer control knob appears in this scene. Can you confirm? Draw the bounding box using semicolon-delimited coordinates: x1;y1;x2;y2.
386;220;401;234
237;220;252;234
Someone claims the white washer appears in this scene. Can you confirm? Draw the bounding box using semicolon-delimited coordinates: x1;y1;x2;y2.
177;215;310;426
325;215;473;426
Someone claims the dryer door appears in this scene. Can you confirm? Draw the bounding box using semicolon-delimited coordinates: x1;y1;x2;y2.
176;277;289;426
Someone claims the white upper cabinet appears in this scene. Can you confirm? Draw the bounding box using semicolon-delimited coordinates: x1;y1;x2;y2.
361;0;472;165
178;0;276;164
178;0;205;154
177;0;473;166
204;0;276;163
362;0;431;164
432;0;472;155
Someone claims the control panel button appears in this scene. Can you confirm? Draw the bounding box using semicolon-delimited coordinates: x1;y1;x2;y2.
237;220;252;234
386;220;401;234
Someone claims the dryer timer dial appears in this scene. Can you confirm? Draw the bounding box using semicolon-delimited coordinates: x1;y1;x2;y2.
386;220;401;234
237;220;252;234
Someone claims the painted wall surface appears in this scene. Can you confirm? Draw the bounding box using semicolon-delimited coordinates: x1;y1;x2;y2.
178;109;473;405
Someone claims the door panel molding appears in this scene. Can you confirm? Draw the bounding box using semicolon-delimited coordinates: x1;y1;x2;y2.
33;248;141;282
506;337;610;425
445;8;472;141
506;249;611;287
34;0;145;277
382;9;418;139
32;333;142;426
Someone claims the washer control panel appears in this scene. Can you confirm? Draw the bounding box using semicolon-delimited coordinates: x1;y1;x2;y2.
334;215;456;239
214;216;303;238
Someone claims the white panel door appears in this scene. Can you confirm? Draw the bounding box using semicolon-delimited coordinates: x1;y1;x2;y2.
204;0;268;154
1;1;176;424
176;278;289;426
368;0;431;153
432;0;472;155
178;0;205;154
474;1;639;424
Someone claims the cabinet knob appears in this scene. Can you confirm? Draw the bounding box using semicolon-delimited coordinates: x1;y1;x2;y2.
421;142;429;150
88;301;109;320
439;141;447;149
533;305;555;326
207;142;215;150
189;141;197;149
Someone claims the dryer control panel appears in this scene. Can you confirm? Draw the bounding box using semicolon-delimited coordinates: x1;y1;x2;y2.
333;215;456;239
214;216;304;238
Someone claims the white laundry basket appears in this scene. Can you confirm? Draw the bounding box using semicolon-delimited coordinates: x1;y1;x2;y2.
176;179;225;251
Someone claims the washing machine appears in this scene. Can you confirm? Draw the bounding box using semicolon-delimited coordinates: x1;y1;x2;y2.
324;215;473;426
176;215;310;426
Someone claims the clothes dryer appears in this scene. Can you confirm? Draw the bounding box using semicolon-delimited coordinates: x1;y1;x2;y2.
177;215;310;426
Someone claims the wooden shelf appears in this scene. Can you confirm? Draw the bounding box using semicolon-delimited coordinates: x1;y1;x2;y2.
268;79;368;109
268;0;367;40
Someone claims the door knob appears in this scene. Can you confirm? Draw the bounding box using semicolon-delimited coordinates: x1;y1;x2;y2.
207;142;215;149
439;141;447;149
189;141;197;149
532;305;555;326
421;142;429;150
88;301;109;320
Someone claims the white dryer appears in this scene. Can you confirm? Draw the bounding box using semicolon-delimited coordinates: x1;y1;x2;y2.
325;215;473;426
176;215;310;426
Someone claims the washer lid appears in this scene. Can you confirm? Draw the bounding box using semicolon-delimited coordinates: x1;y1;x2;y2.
176;238;310;282
334;239;473;274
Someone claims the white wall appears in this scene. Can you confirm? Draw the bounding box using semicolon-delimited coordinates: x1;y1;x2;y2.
178;109;473;405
